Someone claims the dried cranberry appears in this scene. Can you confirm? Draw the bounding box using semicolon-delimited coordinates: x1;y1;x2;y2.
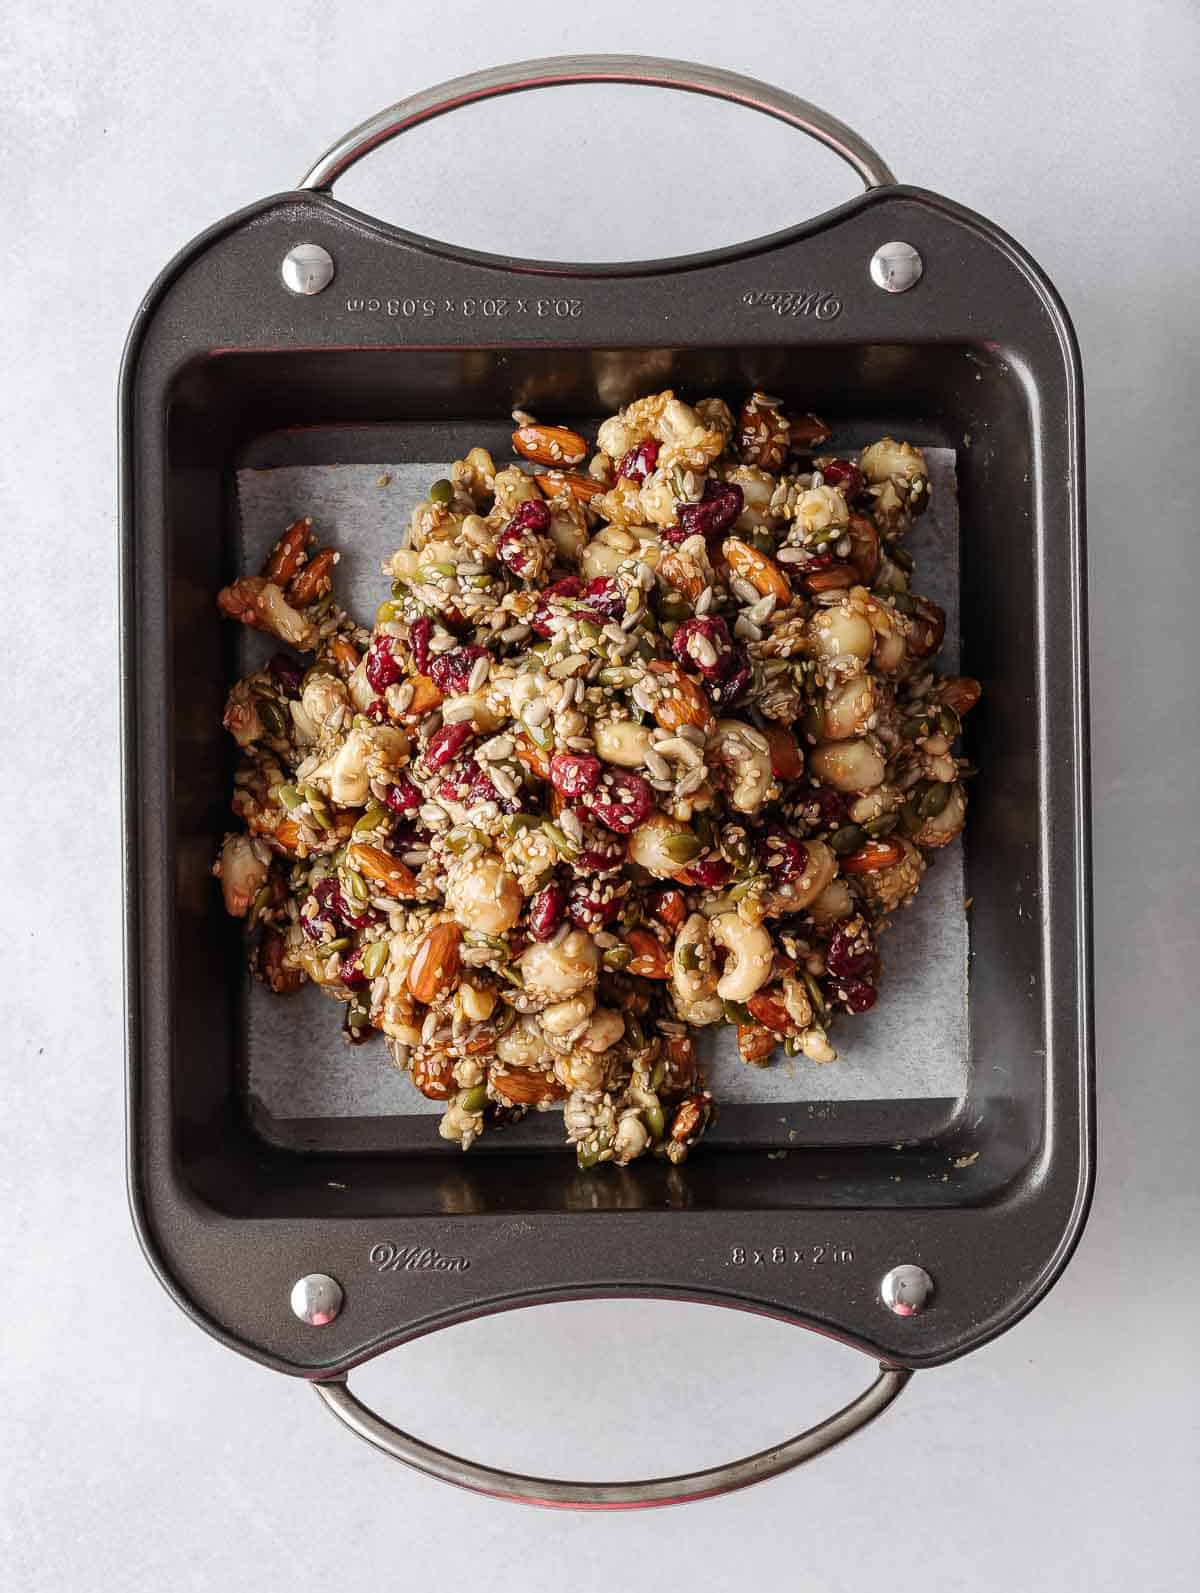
339;947;369;990
424;721;474;771
267;652;303;698
365;635;404;693
582;576;625;622
573;816;627;873
617;438;660;483
508;497;552;536
591;769;654;834
530;577;584;638
809;786;846;830
568;882;623;930
497;527;536;578
820;459;866;501
781;545;835;575
463;757;521;814
706;650;752;711
686;858;733;888
835;976;877;1014
383;773;421;815
826;922;879;981
549;752;601;799
364;699;390;723
429;644;488;696
671;615;732;680
756;826;810;887
528;881;567;942
410;616;433;675
668;479;743;544
302;877;373;941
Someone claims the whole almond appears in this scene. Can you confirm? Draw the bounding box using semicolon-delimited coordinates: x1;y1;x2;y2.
535;469;605;504
490;1066;565;1106
841;838;905;874
407;921;463;1004
627;927;671;979
737;1021;778;1063
349;842;418;897
722;537;793;604
646;661;715;733
512;424;588;467
263;516;314;584
411;1049;455;1100
287;547;338;606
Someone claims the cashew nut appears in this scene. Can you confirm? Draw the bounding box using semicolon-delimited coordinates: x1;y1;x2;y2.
822;673;876;740
328;727;371;807
593;717;656;768
711;912;774;1002
671;912;723;1024
712;720;775;815
807;600;874;663
444;855;522;935
809;738;886;793
519;929;599;1003
495;1014;553;1070
541;993;596;1037
763;839;838;915
808;878;854;926
216;832;268;917
628;812;696;878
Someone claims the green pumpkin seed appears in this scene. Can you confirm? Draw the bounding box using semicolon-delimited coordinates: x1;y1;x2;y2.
576;1139;607;1170
658;592;692;621
643;1101;666;1140
750;530;775;555
429;478;455;506
502;813;538;837
863;812;898;839
724;830;751;865
890;543;915;573
663;830;702;864
256;695;289;737
722;999;752;1026
901;713;930;740
300;784;331;828
277;783;305;813
661;620;678;641
341;868;370;907
692;812;715;852
898;798;922;837
353;802;388;835
624;1014;646;1052
803;971;827;1015
919;781;952;819
642;610;659;634
542;821;578;858
322;936;352;954
577;619;602;642
249;884;271;923
671;466;688;497
419;561;456;582
500;964;525;988
937;704;962;739
526;719;554;750
830;824;866;856
603;945;633;971
784;1036;801;1056
390;578;410;599
492;1003;517;1037
649;1058;667;1092
677;943;701;972
809;524;841;547
345;997;371;1030
375;599;404;624
804;700;826;741
458;1084;488;1113
891;590;916;614
361;940;389;979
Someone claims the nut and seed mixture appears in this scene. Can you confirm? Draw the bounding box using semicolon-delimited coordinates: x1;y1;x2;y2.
214;390;980;1168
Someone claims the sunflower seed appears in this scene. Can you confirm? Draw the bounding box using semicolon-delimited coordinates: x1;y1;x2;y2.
694;585;714;615
489;766;520;800
560;809;584;845
549;653;588;678
675;723;706;747
645;750;672;781
731;576;761;605
499;623;531;644
441;698;476;723
418;803;449;827
401;849;431;866
734;616;763;642
467;655;490;692
676;766;709;797
776;546;810;565
478;733;514;762
745;593;777;624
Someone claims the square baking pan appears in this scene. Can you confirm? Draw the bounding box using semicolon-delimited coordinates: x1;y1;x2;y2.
121;57;1093;1506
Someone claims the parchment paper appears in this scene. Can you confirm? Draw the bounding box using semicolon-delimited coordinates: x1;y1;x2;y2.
235;451;966;1121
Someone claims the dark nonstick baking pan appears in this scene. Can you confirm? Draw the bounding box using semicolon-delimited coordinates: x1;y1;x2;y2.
120;56;1093;1507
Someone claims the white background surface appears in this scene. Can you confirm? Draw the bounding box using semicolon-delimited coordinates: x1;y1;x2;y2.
3;2;1198;1587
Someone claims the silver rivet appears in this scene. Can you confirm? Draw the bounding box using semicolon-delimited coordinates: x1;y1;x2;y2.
281;243;335;296
880;1263;934;1316
290;1273;344;1325
869;241;923;294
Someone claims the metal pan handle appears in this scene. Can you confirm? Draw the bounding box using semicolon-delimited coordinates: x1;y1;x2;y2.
299;55;895;194
314;1357;911;1509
